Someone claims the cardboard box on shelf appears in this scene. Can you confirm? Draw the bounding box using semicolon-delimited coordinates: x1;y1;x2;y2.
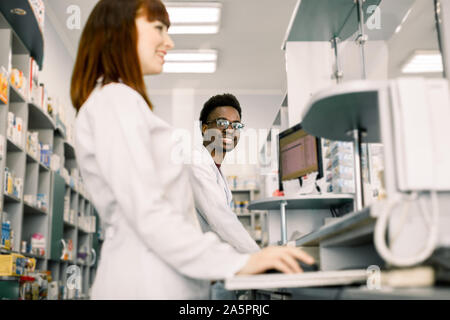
0;253;26;276
0;67;8;104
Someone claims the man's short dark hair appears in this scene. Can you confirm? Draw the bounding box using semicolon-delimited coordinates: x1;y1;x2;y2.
199;93;242;124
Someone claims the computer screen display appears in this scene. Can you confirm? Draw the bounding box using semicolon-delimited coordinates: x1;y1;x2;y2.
278;123;322;182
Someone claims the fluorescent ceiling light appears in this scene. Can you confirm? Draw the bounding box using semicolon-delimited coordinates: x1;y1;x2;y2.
163;62;217;73
168;25;219;34
166;7;221;24
164;2;221;34
402;51;444;74
163;50;218;73
165;50;217;62
395;8;413;34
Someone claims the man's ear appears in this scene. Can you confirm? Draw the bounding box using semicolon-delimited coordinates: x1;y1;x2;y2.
201;124;208;136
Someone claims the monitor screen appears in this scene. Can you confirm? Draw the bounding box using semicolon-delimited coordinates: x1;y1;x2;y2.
278;123;322;182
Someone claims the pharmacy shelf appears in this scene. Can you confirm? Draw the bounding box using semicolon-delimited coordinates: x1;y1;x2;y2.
301;81;386;143
0;5;100;300
26;152;39;164
28;102;55;130
295;206;374;247
0;276;18;281
230;189;259;193
9;84;26;103
55;124;67;139
236;213;252;217
6;138;23;153
23;201;47;215
22;252;46;260
282;0;381;49
78;228;89;235
247;194;354;211
60;259;74;264
64;141;76;160
26;152;50;172
0;248;12;254
0;0;44;68
38;161;50;172
3;192;21;203
63;220;76;228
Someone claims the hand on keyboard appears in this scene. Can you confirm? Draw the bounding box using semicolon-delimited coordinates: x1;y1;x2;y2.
236;246;315;275
264;262;319;274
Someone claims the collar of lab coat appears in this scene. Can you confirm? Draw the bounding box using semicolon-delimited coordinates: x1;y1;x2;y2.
96;77;124;86
198;145;233;204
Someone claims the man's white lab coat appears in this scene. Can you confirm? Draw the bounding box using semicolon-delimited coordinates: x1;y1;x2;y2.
75;82;249;299
189;145;260;254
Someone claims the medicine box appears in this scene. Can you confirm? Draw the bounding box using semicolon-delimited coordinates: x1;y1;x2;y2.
0;253;26;276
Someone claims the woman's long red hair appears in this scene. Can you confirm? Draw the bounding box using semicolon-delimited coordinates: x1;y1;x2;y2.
70;0;170;111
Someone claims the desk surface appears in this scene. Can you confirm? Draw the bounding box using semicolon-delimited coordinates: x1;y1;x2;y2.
278;286;450;300
247;194;354;211
225;270;367;291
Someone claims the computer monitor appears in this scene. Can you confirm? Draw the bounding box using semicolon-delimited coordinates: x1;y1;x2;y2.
278;123;323;190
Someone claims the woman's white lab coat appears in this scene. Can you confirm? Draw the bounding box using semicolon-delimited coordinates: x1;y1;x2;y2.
74;82;249;299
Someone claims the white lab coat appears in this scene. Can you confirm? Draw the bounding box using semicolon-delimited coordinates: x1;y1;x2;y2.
190;145;260;254
74;82;249;300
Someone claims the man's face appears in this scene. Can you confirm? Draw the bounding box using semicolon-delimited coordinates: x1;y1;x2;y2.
202;106;242;153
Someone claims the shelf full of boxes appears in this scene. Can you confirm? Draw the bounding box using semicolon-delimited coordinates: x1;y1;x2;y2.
227;175;268;246
0;0;103;300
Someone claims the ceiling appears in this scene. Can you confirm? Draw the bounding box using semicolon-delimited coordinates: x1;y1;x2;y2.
44;0;299;93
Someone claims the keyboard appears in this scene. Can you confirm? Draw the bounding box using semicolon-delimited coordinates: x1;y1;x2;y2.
225;269;368;291
264;262;319;273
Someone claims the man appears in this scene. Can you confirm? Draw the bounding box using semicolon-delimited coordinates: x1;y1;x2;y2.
189;94;260;299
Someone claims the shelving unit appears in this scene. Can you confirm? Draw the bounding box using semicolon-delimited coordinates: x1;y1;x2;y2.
229;186;268;246
301;81;386;211
260;0;391;278
282;0;381;48
0;0;44;68
248;194;354;246
0;2;101;300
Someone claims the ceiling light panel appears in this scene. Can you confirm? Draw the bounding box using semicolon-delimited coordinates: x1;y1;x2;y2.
164;2;222;34
165;50;217;62
402;51;444;74
163;62;217;73
163;50;218;73
168;25;219;35
166;7;221;24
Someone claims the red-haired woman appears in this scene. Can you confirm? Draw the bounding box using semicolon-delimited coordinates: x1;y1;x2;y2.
71;0;314;299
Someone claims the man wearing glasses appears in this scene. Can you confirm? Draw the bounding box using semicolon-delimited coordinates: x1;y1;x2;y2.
189;93;260;299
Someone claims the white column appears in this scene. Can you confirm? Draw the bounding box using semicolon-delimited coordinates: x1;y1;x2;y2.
285;42;334;127
441;0;450;84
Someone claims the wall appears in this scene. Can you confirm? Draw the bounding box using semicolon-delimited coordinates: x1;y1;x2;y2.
39;13;76;129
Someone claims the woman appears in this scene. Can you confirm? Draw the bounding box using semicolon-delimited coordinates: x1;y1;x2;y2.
71;0;314;299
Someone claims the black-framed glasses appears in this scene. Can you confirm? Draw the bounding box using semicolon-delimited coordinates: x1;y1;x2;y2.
206;118;245;131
